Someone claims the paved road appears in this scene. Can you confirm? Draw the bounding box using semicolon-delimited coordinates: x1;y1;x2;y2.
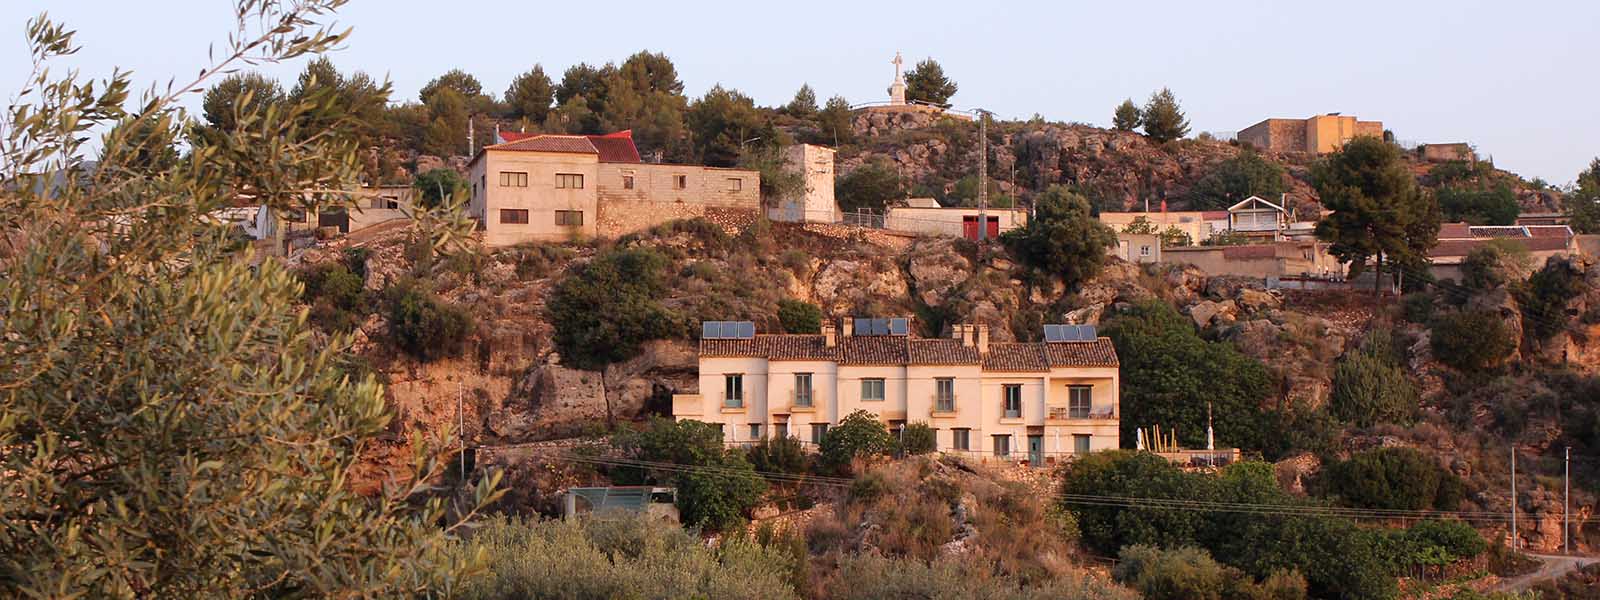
1495;553;1599;592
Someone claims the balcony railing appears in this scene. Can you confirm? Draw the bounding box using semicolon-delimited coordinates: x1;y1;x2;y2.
722;392;744;409
1048;406;1116;420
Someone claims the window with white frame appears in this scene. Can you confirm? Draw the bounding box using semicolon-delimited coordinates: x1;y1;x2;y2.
1068;385;1093;419
1003;384;1022;418
794;373;813;407
724;374;743;408
935;378;955;411
953;428;970;451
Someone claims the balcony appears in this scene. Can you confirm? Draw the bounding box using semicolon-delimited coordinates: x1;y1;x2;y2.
1047;406;1116;421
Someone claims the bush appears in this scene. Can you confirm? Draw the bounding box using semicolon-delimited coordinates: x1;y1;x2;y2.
1318;447;1464;511
747;435;809;475
1329;351;1419;427
1188;150;1287;211
1462;239;1531;291
1438;184;1519;226
611;418;767;531
1002;185;1117;290
829;553;1138;600
547;247;680;370
449;515;797;600
1521;258;1588;341
777;298;822;334
1431;310;1517;372
299;262;369;332
383;278;471;361
1400;292;1435;324
819;410;892;474
1113;545;1280;600
898;422;937;455
835;158;902;213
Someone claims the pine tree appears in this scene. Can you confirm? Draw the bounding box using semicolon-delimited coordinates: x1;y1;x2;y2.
905;58;958;106
1140;87;1190;143
1112;98;1142;132
817;95;855;146
505;65;554;123
1312;137;1439;294
785;83;818;117
1566;158;1600;233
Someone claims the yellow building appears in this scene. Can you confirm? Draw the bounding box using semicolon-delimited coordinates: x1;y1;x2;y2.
467;130;761;247
1238;113;1384;154
673;318;1121;465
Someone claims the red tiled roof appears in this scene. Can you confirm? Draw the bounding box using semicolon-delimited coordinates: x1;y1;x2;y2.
1044;338;1120;367
1438;222;1473;240
1527;225;1574;239
698;335;835;361
1221;245;1278;260
981;343;1048;372
491;135;599;155
907;339;981;365
588;130;642;164
839;336;909;365
498;131;538;143
1201;211;1229;220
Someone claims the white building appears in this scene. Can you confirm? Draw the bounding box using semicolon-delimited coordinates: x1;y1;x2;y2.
672;318;1121;465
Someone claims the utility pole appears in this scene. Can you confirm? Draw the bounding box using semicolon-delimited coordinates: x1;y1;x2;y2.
977;109;989;242
1511;447;1518;549
458;381;466;477
1566;446;1571;554
467;117;475;157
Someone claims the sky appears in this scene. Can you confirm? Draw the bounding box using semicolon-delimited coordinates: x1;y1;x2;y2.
2;1;1596;183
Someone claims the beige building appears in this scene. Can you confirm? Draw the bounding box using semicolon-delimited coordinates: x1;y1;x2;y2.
1164;241;1341;279
1098;211;1229;245
673;318;1121;465
467;130;760;247
1238;113;1383;154
1113;233;1163;263
769;144;838;223
883;202;1028;240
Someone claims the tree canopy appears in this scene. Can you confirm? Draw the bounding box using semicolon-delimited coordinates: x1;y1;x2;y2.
201;72;284;131
687;85;773;167
546;247;681;369
504;65;554;124
835;159;903;213
1002;185;1117;289
1140;88;1190;143
785;83;818;117
1189;150;1288;211
1112;99;1142;132
1565;158;1600;234
1312;137;1439;293
904;58;957;106
1437;184;1519;225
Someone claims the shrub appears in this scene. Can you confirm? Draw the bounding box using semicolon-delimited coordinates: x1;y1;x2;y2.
1318;447;1463;511
1462;239;1531;290
547;247;680;370
1406;519;1488;562
820;410;892;474
1431;310;1517;372
777;298;822;334
1438;184;1519;225
1188;150;1287;211
829;553;1137;600
1329;351;1419;427
1002;185;1117;290
835;158;903;213
1521;257;1587;341
383;278;472;361
449;515;797;600
779;249;810;274
747;435;809;475
1113;545;1271;600
1400;292;1435;324
299;262;369;332
611;418;767;531
898;422;937;455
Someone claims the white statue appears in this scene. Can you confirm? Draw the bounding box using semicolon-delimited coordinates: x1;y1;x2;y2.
889;51;907;105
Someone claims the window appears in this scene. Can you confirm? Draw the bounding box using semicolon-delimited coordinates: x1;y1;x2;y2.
811;423;829;445
1073;434;1092;456
499;209;529;224
499;171;528;187
555;210;584;227
774;422;788;439
555;173;584;189
1003;384;1022;418
953;428;970;451
861;378;885;402
794;373;813;407
724;374;743;408
1140;245;1151;257
993;435;1011;458
622;174;635;190
935;378;955;412
674;174;687;189
726;177;742;191
1068;386;1093;419
749;424;762;440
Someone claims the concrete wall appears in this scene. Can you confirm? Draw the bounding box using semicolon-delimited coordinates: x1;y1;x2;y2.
1113;233;1162;263
770;144;838;223
470;150;599;247
1240;116;1381;154
1098;211;1225;244
884;207;1028;237
1239;119;1307;153
595;163;760;238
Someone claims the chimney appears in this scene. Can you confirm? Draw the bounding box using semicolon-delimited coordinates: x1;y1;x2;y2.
841;317;854;337
823;323;837;348
975;323;989;354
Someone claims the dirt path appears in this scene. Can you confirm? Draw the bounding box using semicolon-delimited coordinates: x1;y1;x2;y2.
1494;553;1599;592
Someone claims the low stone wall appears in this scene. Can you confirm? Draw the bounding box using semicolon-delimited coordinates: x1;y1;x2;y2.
595;198;757;238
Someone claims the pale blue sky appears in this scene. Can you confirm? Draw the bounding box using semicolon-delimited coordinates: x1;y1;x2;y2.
4;1;1596;183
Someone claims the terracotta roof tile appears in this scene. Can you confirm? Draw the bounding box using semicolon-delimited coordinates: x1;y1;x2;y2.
490;135;599;155
839;336;909;365
907;339;981;365
1429;237;1571;258
981;343;1047;372
588;130;642;163
1527;225;1574;238
1044;338;1120;367
699;335;836;360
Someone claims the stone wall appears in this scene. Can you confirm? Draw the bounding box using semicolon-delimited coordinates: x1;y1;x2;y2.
1421;143;1475;162
1238;119;1308;153
594;162;760;238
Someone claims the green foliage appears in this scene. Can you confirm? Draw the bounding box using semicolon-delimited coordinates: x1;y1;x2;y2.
384;278;473;361
1431;309;1517;372
422;87;469;156
836;158;904;213
612;418;767;531
547;247;680;370
1313;137;1440;292
747;434;810;475
1404;519;1488;562
449;515;797;600
1113;98;1142;132
1114;545;1302;600
1521;257;1588;341
738;145;805;200
1329;351;1419;428
816;95;856;146
1427;159;1493;186
1102;301;1273;450
1565;158;1600;234
1202;230;1252;246
898;422;937;455
1123;215;1158;234
504;65;554;123
1189;150;1288;211
1462;240;1531;291
413;167;467;209
300;262;370;332
1438;184;1519;225
784;83;818;117
420;68;485;104
201;72;284;131
1318;447;1464;511
820;410;892;474
1161;226;1194;247
0;6;496;596
1003;185;1117;289
777;298;823;333
1140;87;1190;143
904;58;958;106
687;84;774;167
830;553;1138;600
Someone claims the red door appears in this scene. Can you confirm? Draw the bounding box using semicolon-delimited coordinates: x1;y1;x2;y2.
986;216;1000;239
962;216;979;240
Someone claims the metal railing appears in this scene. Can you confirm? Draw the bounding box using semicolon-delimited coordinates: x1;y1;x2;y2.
1048;406;1116;420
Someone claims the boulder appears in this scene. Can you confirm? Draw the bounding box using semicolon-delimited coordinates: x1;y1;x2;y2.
1187;300;1236;329
1235;288;1282;314
905;239;973;305
1205;275;1265;300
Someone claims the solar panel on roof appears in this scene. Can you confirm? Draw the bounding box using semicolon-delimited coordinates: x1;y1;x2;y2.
735;321;755;339
1043;324;1065;342
702;322;720;339
854;318;872;335
874;319;891;335
1080;324;1097;340
889;318;909;335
